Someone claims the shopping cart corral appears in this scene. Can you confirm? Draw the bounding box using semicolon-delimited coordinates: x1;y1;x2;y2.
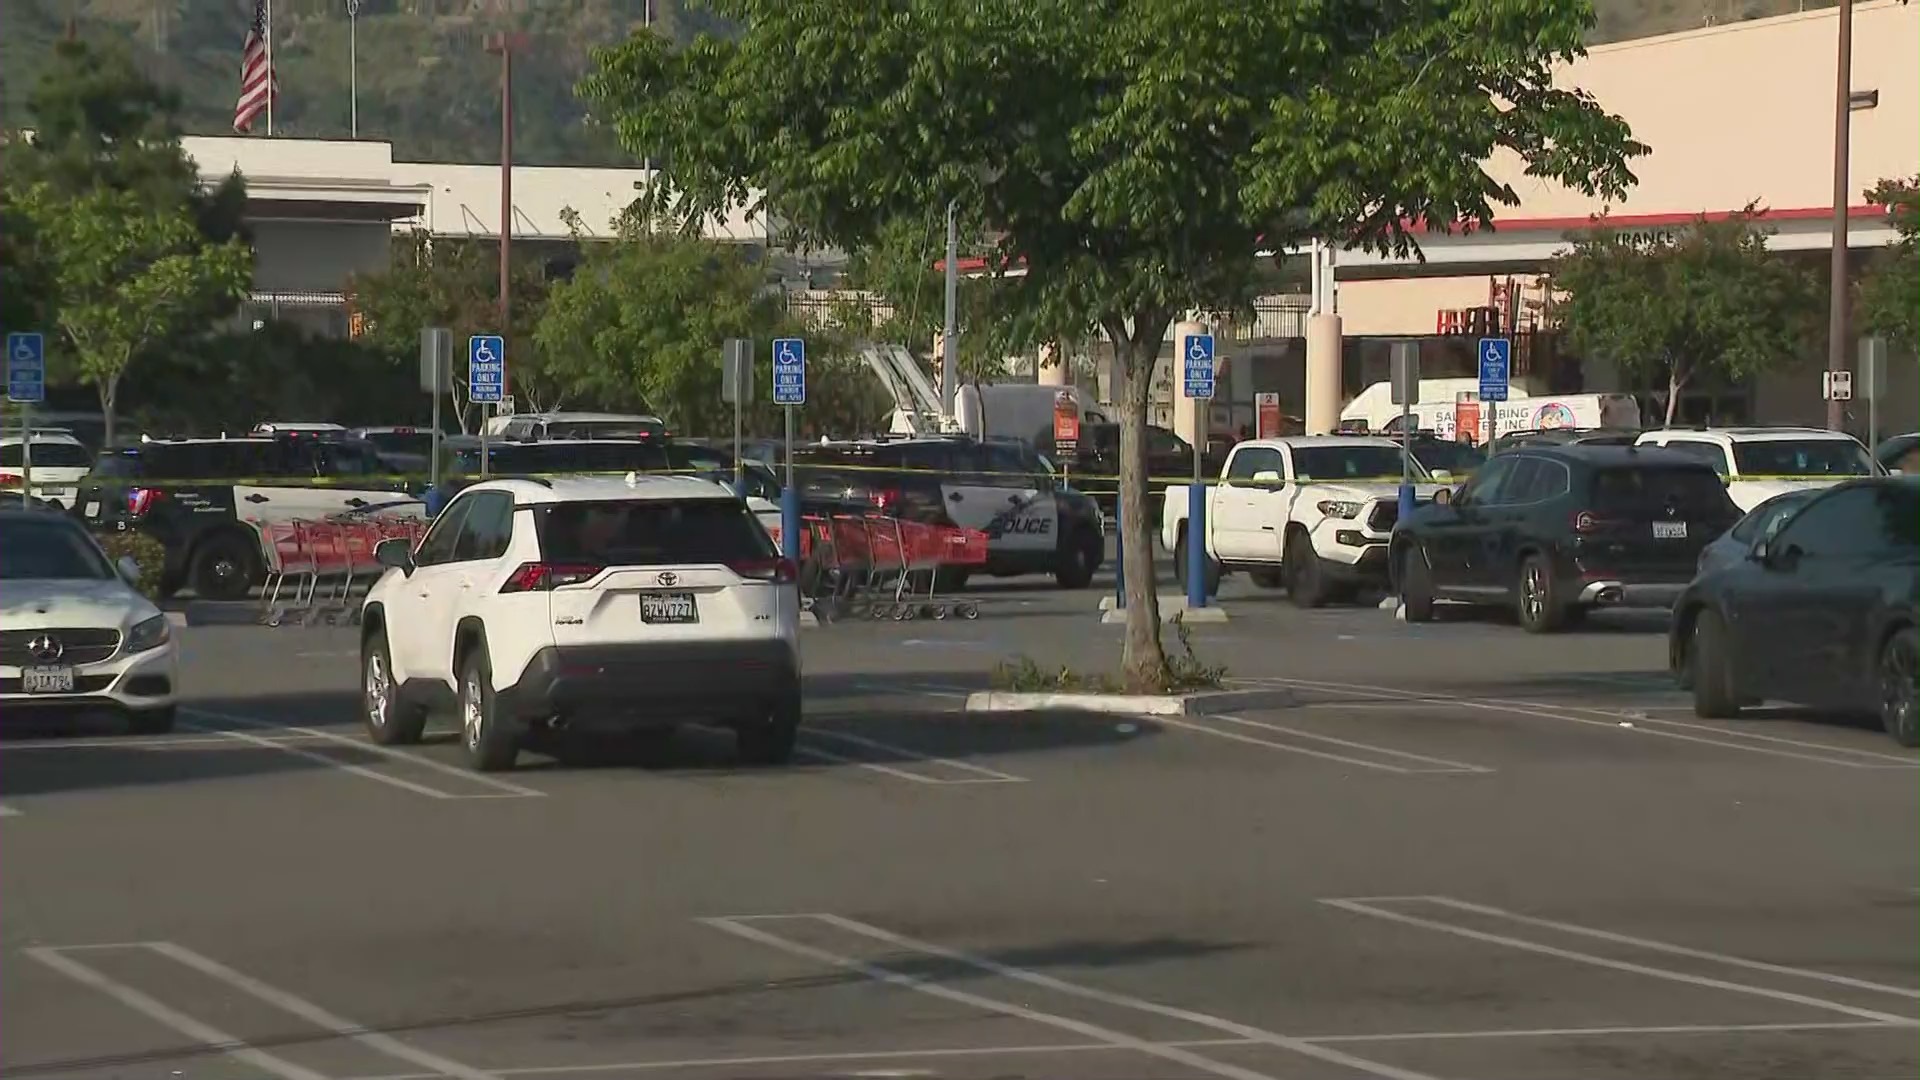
251;514;429;627
798;513;989;621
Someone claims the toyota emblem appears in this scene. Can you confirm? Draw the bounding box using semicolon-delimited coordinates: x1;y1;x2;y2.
656;572;678;587
27;634;63;662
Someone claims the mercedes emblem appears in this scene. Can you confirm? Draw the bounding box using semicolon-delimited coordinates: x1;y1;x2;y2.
27;634;63;663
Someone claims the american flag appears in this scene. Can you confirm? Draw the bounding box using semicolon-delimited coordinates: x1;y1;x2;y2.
233;0;277;134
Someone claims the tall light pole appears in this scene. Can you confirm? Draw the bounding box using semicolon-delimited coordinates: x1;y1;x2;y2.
346;0;359;138
942;198;959;410
1825;0;1853;432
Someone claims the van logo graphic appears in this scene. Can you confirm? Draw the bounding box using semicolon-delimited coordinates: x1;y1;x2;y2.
656;572;678;587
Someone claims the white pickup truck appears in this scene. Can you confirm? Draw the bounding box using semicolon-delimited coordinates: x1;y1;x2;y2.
1160;436;1448;607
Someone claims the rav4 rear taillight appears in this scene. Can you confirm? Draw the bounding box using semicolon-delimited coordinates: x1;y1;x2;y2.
728;557;798;584
500;562;603;592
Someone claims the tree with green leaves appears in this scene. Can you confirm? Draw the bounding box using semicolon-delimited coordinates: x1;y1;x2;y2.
17;185;252;445
5;39;248;242
1551;208;1820;427
581;0;1645;690
1857;177;1918;356
347;231;554;432
535;218;890;437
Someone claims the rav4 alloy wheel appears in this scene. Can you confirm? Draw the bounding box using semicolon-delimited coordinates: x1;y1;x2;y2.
460;651;518;772
362;631;426;745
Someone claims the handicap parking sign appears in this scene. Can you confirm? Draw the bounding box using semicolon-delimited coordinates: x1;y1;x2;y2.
7;332;45;404
1183;333;1215;400
468;335;505;404
772;337;806;406
1477;337;1511;403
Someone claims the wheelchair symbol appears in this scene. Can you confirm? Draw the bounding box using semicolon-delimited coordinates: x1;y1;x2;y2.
473;340;498;364
776;340;800;365
1483;341;1504;366
12;339;37;364
1187;337;1212;363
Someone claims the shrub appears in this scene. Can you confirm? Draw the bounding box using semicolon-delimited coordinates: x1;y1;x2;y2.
94;528;169;599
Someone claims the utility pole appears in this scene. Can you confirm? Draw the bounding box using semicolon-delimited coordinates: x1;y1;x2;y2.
1825;0;1853;432
485;32;526;407
347;0;360;138
942;199;959;410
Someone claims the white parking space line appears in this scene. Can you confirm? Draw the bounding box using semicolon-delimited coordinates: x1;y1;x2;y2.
1154;715;1480;775
184;708;545;798
1407;896;1920;999
1211;714;1492;774
804;726;1026;782
1322;898;1920;1026
714;913;1448;1080
1247;677;1914;769
180;720;465;800
683;724;1007;785
25;946;334;1080
146;942;503;1080
1550;706;1920;766
4;733;349;752
792;743;967;785
699;916;1292;1080
1301;1019;1902;1043
336;1022;1904;1080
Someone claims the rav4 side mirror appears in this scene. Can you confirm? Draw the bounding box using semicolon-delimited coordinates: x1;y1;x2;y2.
374;537;415;574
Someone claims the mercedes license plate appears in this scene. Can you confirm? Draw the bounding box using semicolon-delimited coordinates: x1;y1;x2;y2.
23;666;75;693
1652;521;1688;540
641;592;698;624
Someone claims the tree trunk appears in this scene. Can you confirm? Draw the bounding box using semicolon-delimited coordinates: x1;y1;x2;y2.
98;375;119;449
1662;361;1690;428
1112;323;1169;692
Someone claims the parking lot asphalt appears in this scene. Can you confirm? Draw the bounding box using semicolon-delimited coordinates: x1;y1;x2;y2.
5;554;1916;1080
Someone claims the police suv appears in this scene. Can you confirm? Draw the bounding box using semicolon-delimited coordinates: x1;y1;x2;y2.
80;435;420;600
789;436;1105;588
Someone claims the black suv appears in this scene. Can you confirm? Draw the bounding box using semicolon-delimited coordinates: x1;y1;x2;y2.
790;436;1105;587
1390;445;1740;632
81;436;415;599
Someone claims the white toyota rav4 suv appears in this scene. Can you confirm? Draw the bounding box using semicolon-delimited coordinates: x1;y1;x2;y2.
359;475;802;772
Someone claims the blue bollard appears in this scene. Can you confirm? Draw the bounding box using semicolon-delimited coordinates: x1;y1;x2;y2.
1186;482;1208;608
1112;495;1125;610
1398;482;1416;523
780;485;802;572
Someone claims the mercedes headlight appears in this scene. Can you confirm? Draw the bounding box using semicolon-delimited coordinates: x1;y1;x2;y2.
1317;499;1364;519
124;614;171;654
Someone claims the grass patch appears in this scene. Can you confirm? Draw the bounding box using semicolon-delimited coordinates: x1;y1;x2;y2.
990;616;1228;695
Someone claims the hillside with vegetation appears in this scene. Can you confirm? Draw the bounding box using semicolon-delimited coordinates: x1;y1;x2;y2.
2;0;1831;167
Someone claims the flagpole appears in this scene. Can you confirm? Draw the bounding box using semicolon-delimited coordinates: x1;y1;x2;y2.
265;0;274;136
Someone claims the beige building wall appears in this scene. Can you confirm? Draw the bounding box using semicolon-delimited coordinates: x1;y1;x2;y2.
1486;2;1919;221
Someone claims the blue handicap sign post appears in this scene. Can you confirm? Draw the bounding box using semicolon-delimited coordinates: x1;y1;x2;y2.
1476;337;1511;446
1477;337;1511;402
1183;333;1215;609
7;332;45;404
468;335;505;403
771;338;806;567
771;337;806;406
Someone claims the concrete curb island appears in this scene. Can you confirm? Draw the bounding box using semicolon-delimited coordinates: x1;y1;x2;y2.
965;686;1297;717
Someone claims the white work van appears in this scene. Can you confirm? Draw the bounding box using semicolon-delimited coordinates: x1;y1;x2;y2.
1340;380;1638;442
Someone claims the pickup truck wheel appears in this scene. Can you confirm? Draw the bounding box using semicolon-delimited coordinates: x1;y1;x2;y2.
1398;546;1435;622
1284;533;1326;608
1173;531;1221;597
